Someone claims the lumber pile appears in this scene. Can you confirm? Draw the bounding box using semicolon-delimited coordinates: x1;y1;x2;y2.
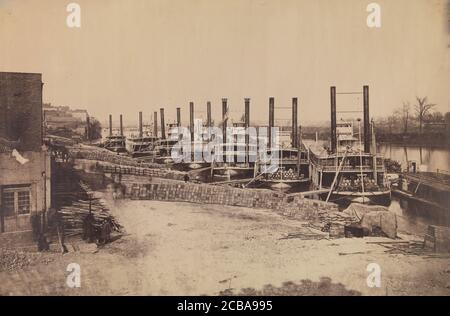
367;240;437;257
55;180;122;237
280;226;329;240
59;198;122;237
424;225;450;253
308;210;356;236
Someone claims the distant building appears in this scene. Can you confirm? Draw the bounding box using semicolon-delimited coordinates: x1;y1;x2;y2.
0;72;51;236
43;103;89;140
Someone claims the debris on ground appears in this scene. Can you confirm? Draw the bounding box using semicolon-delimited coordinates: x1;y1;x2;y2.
338;251;371;256
288;203;399;240
343;203;397;239
367;240;439;257
219;278;361;296
0;249;54;272
280;232;328;240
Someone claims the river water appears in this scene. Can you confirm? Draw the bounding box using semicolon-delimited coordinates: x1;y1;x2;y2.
377;143;450;172
377;143;450;235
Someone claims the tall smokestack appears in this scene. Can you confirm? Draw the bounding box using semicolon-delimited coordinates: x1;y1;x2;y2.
120;114;123;136
109;114;112;136
86;115;90;140
153;111;158;137
176;107;181;127
269;97;274;149
189;102;194;142
160;108;166;139
330;86;337;153
138;112;142;137
292;97;298;148
244;98;250;163
222;98;228;162
363;85;371;153
222;98;228;145
207;101;212;128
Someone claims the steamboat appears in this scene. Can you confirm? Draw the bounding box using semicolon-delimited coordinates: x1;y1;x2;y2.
258;129;310;192
211;141;255;181
103;114;127;154
126;134;158;157
309;86;391;207
257;97;310;192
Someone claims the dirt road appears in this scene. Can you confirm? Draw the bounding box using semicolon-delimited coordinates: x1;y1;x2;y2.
1;200;449;295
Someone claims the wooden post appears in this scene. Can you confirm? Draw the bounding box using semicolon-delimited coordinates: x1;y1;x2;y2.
297;125;301;176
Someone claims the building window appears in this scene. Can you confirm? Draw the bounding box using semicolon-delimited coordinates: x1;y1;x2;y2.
18;191;31;214
1;186;31;217
2;192;15;217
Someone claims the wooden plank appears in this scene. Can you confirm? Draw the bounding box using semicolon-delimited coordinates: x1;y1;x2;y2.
300;189;330;196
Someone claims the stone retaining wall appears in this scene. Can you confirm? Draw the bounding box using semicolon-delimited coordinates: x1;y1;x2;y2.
121;181;338;219
73;157;186;181
70;147;178;171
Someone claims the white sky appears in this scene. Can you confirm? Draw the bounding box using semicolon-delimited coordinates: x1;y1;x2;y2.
1;0;449;126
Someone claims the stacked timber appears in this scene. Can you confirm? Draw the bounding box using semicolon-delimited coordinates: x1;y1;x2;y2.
424;225;450;253
54;177;122;237
59;198;122;237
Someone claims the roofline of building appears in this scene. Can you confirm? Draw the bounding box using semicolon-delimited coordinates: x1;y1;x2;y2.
0;71;42;76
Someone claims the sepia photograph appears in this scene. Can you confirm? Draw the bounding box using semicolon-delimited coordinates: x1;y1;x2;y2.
0;0;449;302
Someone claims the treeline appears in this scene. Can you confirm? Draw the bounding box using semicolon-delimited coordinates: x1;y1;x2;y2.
46;117;102;141
374;97;449;147
300;96;449;148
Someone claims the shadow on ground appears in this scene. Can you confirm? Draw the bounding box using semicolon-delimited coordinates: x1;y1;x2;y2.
218;277;361;296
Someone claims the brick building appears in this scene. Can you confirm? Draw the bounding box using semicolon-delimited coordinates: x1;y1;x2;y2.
43;103;89;140
0;72;51;236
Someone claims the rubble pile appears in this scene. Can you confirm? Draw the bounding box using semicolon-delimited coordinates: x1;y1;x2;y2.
0;249;54;272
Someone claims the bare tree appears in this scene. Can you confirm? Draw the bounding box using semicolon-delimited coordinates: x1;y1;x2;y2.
426;111;444;123
387;115;397;134
395;101;410;134
414;97;436;135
